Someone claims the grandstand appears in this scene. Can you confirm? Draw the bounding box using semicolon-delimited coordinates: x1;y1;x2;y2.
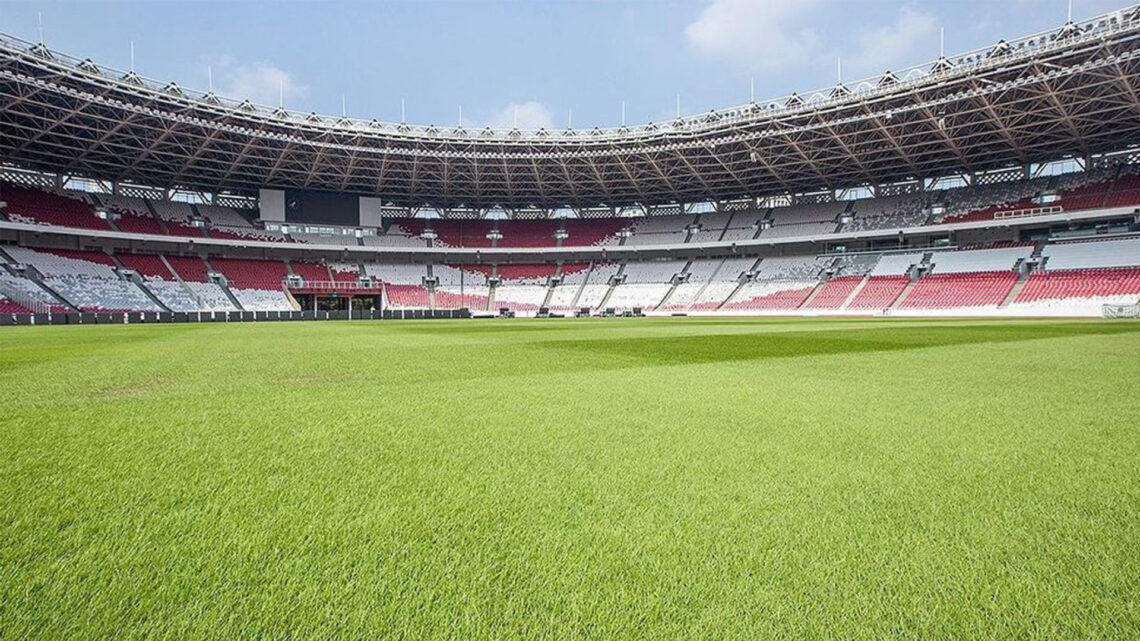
0;8;1138;322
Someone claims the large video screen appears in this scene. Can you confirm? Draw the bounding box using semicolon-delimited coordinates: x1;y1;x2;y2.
283;189;358;226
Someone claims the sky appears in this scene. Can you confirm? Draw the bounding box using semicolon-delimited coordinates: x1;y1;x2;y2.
0;0;1134;130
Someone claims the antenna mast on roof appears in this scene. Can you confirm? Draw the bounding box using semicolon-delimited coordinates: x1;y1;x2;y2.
278;79;284;108
676;94;681;118
129;41;135;73
401;99;406;124
750;77;755;103
621;101;626;127
341;94;346;118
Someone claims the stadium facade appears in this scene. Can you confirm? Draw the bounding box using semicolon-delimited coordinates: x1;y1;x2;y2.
2;5;1140;321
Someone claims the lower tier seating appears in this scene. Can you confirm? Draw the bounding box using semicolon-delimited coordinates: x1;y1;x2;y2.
494;285;548;311
385;284;430;308
801;276;863;309
846;276;908;310
1015;268;1140;303
723;282;815;310
433;286;491;311
899;271;1018;309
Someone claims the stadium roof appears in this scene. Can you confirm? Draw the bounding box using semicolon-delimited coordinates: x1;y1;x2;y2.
2;6;1140;209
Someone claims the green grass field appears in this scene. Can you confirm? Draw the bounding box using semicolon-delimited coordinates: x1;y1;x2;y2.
2;317;1140;640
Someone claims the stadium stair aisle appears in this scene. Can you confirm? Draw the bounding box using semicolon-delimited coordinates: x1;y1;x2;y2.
202;257;246;311
838;275;871;310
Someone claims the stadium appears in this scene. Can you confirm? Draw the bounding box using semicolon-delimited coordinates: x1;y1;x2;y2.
2;1;1140;639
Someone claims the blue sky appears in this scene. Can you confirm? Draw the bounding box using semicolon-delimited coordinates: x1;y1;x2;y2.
1;0;1134;129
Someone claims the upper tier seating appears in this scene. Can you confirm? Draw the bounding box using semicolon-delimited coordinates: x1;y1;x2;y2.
721;209;766;242
364;231;426;247
397;219;493;248
770;201;847;225
938;177;1050;223
846;195;928;231
2;186;109;231
497;221;559;248
94;193;150;216
115;210;166;235
149;200;206;237
197;204;253;228
561;220;625;246
624;216;690;246
212;225;287;242
689;211;734;243
95;194;167;235
759;220;838;239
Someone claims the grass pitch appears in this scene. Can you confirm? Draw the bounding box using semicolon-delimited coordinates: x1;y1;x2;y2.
2;317;1139;640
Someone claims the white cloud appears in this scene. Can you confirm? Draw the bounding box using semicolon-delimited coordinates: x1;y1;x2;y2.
684;0;826;73
846;5;937;76
484;101;555;130
685;0;939;82
204;56;308;107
